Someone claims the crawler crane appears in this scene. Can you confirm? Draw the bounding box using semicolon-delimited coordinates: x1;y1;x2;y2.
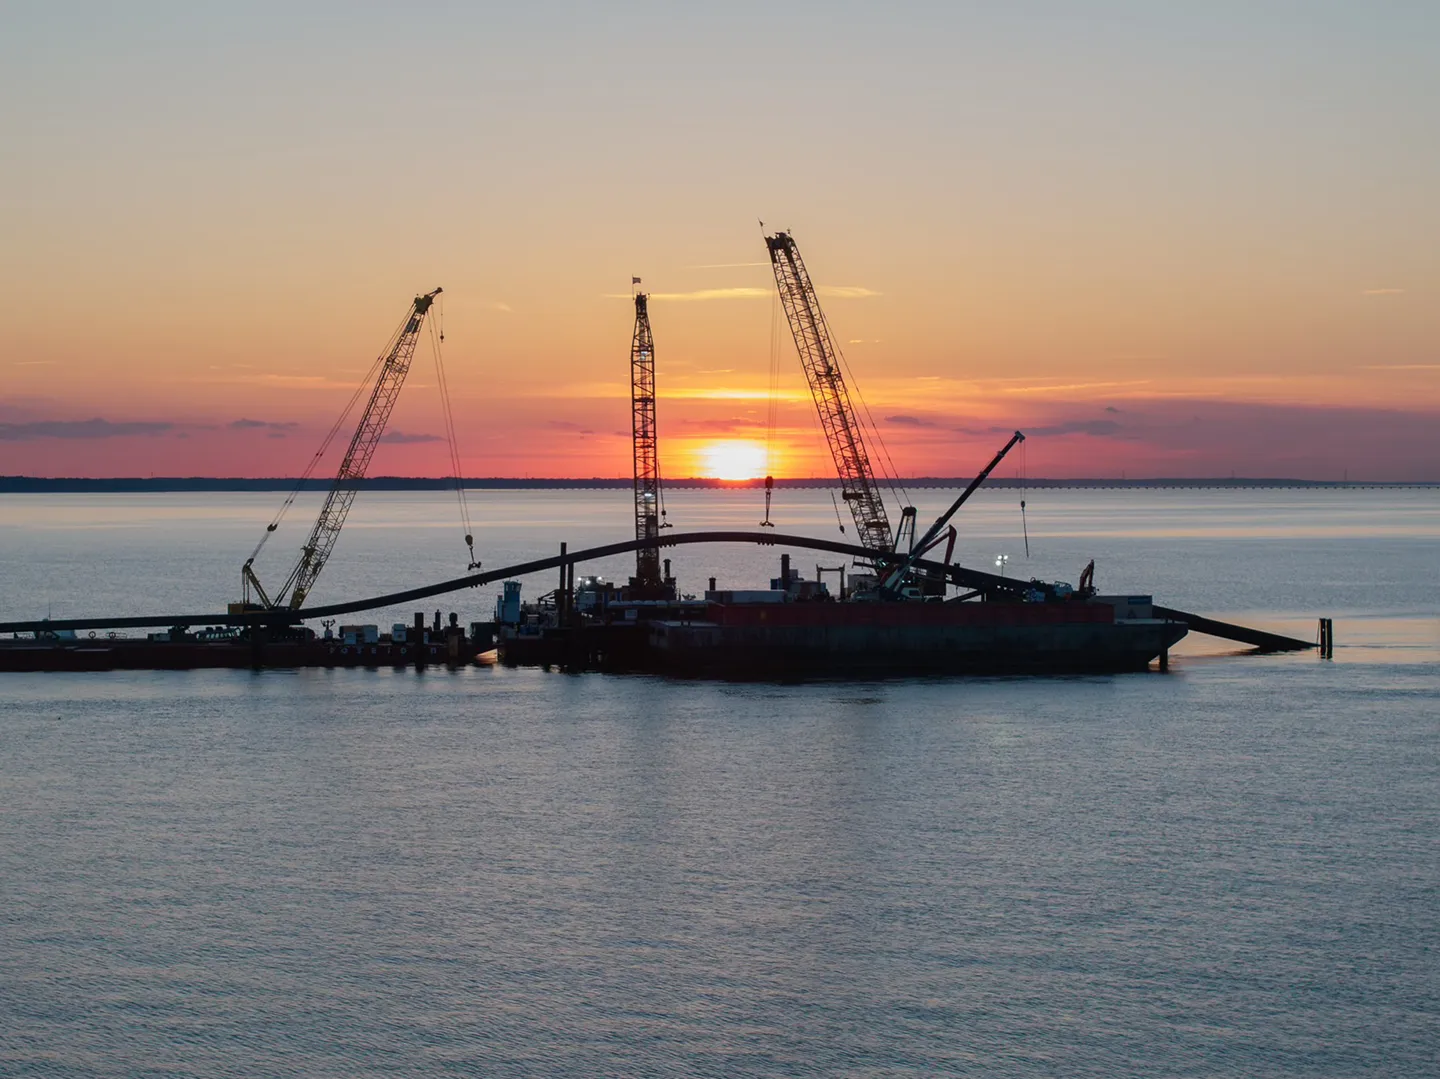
765;232;1024;596
629;285;671;596
764;231;899;558
239;288;443;611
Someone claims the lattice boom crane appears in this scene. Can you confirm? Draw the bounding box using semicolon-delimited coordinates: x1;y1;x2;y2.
630;287;666;589
764;231;894;554
242;288;442;610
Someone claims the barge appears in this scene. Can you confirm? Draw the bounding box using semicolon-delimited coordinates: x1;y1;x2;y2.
494;557;1187;677
647;593;1184;676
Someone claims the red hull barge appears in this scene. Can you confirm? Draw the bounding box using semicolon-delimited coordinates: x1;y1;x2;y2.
646;596;1184;677
497;593;1186;678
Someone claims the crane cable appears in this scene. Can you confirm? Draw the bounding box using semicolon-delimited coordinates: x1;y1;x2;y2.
427;297;478;568
655;441;671;529
761;285;782;526
780;283;858;536
246;339;394;566
803;284;911;517
831;338;911;514
1020;437;1030;558
652;301;670;531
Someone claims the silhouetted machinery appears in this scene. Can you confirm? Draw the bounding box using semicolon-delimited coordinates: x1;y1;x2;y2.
236;288;443;612
764;231;897;556
764;231;1024;597
628;283;672;597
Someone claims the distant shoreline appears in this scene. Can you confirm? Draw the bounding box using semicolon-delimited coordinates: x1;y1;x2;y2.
2;476;1434;492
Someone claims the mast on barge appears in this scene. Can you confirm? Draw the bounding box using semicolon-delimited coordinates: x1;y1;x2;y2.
629;282;670;596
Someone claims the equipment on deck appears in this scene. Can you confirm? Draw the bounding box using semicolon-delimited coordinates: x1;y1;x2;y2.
879;430;1025;596
240;288;442;611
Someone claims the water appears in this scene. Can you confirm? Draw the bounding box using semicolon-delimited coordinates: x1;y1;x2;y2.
1;489;1437;1076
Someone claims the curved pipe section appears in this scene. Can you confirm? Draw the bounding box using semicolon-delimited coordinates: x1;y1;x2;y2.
0;531;1019;635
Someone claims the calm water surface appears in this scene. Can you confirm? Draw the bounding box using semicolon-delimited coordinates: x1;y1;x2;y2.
1;489;1436;1076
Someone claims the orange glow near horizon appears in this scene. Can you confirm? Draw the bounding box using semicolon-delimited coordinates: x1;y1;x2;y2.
3;8;1438;482
695;440;770;481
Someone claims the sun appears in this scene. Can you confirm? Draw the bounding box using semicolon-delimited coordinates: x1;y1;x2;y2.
697;440;769;481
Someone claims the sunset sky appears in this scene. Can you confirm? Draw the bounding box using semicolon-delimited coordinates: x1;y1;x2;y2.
3;2;1437;480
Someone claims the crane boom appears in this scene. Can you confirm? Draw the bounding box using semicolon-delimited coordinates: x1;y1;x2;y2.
630;289;665;589
764;232;894;554
243;288;441;610
880;430;1025;595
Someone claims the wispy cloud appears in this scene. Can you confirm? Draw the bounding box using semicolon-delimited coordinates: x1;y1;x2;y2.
1032;420;1123;437
685;261;768;269
606;287;769;302
1362;288;1405;296
0;418;175;441
651;287;770;302
607;284;877;301
481;300;513;312
679;417;765;433
1001;379;1152;395
202;372;363;390
956;420;1122;438
886;415;936;427
1361;363;1440;371
230;418;299;431
11;360;51;366
522;381;631;399
661;387;809;401
848;339;883;345
378;430;442;444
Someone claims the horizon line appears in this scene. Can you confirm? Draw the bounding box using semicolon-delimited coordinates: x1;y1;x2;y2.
3;475;1435;490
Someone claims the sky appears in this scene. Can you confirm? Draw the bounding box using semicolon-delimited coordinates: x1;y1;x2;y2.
2;1;1437;480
